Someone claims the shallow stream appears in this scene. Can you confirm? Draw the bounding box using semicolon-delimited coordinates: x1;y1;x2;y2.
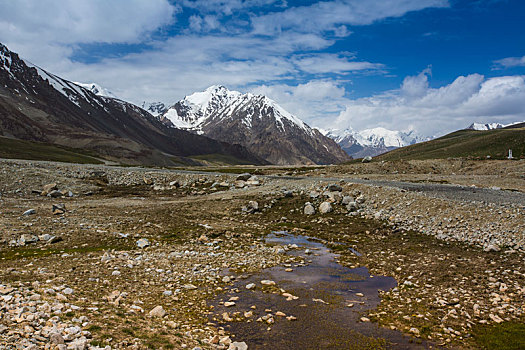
211;232;431;349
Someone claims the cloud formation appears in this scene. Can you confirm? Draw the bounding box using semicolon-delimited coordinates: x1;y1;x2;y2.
333;71;525;136
1;0;523;138
493;55;525;69
251;0;449;35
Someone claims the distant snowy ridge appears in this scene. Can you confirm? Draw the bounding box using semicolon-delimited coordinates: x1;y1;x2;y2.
467;121;524;130
74;82;117;99
323;127;425;158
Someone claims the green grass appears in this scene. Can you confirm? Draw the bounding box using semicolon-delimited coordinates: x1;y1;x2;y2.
473;322;525;350
0;136;104;164
0;246;119;260
377;128;525;161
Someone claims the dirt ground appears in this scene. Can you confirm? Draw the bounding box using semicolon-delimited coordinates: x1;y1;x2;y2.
0;159;524;349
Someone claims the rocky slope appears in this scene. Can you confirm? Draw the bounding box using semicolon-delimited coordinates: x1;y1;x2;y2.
161;85;350;165
0;43;265;166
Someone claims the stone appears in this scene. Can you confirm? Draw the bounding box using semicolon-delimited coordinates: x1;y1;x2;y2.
234;180;246;188
489;313;504;323
52;204;66;215
360;317;370;322
224;301;236;307
229;342;248;350
309;191;320;199
63;287;74;295
283;190;293;198
304;203;315;215
328;184;343;192
48;190;63;198
236;173;252;181
409;328;420;335
149;305;166;317
22;209;36;216
484;244;500;252
245;283;256;290
362;156;372;163
242;201;259;214
346;202;359;212
136;238;150;249
319;202;333;214
42;183;58;194
260;280;276;286
19;234;38;245
341;196;354;205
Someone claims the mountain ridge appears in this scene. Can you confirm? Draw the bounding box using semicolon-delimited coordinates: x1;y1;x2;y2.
0;43;266;166
160;85;350;165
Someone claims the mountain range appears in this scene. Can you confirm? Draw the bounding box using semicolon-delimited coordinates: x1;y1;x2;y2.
322;127;424;158
0;43;265;166
467;122;525;131
156;85;350;165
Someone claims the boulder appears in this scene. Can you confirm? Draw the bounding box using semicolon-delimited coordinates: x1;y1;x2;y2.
346;202;359;212
242;201;259;214
136;238;150;249
328;184;343;192
341;196;354;205
22;209;36;216
319;202;333;214
362;156;372;163
149;305;166;317
236;173;252;181
304;203;315;215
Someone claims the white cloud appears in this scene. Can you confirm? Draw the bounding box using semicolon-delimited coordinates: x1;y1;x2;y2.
0;0;177;71
493;55;525;69
251;0;449;35
0;0;176;44
292;53;384;74
251;80;348;126
182;0;282;15
334;71;525;137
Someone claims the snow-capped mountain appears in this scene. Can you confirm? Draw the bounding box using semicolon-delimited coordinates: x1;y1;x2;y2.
467;122;505;131
73;82;117;99
141;101;168;117
324;127;424;158
160;85;350;165
467;121;524;130
0;43;265;166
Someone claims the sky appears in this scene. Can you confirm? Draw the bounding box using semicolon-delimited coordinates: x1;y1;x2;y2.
0;0;524;137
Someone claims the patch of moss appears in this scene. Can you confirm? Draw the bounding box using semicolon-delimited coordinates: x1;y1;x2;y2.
473;321;525;350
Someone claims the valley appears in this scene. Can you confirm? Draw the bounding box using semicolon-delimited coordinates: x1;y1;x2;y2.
1;158;524;349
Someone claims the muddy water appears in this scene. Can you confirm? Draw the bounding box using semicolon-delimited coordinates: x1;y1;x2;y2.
211;232;431;349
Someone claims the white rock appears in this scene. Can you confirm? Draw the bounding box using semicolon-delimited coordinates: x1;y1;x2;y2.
319;202;333;214
149;305;166;317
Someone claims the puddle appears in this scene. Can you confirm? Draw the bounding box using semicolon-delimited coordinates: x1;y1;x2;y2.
211;232;431;349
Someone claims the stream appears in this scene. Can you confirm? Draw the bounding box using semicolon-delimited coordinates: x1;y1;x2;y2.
211;232;431;349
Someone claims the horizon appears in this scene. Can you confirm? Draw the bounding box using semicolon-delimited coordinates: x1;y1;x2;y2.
1;0;524;137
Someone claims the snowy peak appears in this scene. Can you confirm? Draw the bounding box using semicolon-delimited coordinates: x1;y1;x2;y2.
467;122;524;130
141;101;168;117
159;85;349;165
163;85;311;134
74;82;117;99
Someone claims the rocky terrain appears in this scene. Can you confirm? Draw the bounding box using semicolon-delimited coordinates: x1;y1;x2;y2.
1;158;524;349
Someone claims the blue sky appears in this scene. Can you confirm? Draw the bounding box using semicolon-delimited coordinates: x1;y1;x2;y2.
1;0;524;136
